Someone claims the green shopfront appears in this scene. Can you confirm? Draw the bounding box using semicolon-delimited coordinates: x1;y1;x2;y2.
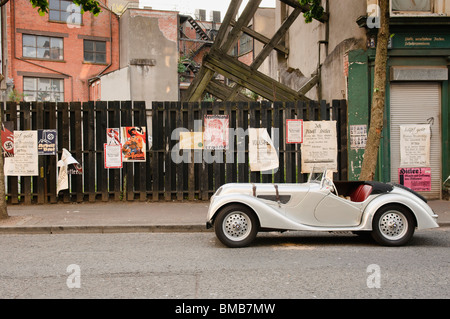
348;20;449;199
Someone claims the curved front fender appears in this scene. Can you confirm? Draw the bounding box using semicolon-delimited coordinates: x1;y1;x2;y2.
207;194;302;230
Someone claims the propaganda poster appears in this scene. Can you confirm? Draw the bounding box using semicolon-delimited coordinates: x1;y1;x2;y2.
203;115;229;150
121;127;146;162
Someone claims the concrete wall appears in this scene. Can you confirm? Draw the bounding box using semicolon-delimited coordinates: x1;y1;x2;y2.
253;8;276;76
115;8;179;106
270;0;367;101
100;67;130;100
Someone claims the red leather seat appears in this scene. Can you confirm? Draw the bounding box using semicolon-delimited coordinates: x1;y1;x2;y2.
350;184;373;202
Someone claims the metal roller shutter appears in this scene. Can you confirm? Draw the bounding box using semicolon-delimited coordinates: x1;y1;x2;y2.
390;82;442;199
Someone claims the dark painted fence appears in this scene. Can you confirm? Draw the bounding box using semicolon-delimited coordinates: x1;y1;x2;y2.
1;100;347;204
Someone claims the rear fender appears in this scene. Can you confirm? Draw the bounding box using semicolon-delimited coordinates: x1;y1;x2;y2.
360;193;439;230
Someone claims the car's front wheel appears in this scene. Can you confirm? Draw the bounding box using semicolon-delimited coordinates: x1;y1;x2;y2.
214;204;259;248
371;204;415;246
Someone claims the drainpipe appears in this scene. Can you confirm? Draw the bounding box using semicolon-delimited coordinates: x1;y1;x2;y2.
317;40;328;102
11;0;74;101
316;0;329;102
87;2;115;100
1;4;8;98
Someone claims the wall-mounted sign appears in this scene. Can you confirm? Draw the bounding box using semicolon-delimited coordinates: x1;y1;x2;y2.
400;124;430;167
350;124;367;150
398;167;431;192
391;33;450;49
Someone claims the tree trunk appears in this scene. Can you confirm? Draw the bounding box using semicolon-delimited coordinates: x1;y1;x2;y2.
0;101;8;220
359;0;390;181
0;152;7;219
0;3;9;219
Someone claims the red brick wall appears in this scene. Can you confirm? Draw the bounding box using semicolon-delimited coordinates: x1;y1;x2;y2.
6;0;119;102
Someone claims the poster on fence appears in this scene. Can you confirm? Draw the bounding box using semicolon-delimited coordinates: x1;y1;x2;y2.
248;128;279;172
286;119;303;144
121;127;146;162
204;115;229;150
398;167;431;192
38;129;57;155
1;121;14;157
350;124;367;150
107;128;120;145
301;121;337;173
400;124;430;167
180;132;204;150
4;130;38;176
57;148;81;193
68;157;83;175
104;143;122;169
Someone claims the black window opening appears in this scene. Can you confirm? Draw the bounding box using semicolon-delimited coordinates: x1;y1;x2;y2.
84;40;107;64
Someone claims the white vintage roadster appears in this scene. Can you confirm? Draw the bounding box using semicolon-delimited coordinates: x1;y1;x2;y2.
206;171;439;247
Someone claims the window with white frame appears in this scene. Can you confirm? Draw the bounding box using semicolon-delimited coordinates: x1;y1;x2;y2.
23;77;64;102
390;0;447;15
22;34;63;60
392;0;431;12
49;0;82;24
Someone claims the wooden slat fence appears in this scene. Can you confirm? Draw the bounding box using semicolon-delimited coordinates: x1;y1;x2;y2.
1;100;347;204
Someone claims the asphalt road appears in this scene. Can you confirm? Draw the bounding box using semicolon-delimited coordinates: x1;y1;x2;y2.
0;228;448;300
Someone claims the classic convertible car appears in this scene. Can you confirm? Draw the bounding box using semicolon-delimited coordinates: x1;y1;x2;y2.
206;171;439;247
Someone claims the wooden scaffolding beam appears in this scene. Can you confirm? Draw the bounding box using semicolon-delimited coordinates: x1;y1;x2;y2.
183;0;327;103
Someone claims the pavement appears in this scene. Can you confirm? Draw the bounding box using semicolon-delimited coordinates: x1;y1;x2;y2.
0;199;448;234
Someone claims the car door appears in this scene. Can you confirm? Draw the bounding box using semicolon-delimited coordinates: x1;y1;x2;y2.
284;184;330;226
314;194;363;226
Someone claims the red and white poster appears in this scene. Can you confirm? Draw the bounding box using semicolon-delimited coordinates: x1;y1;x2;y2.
104;143;122;169
107;128;120;145
204;115;229;150
121;127;146;162
1;121;14;157
398;167;431;192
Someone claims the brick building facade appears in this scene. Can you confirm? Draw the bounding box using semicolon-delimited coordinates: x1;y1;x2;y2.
2;1;257;103
3;0;119;102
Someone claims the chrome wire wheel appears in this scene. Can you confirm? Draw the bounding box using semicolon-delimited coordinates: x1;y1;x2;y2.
378;210;408;240
214;204;259;248
222;211;252;241
371;204;415;246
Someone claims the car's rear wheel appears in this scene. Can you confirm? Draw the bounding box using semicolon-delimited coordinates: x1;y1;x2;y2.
214;204;259;248
371;204;415;246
